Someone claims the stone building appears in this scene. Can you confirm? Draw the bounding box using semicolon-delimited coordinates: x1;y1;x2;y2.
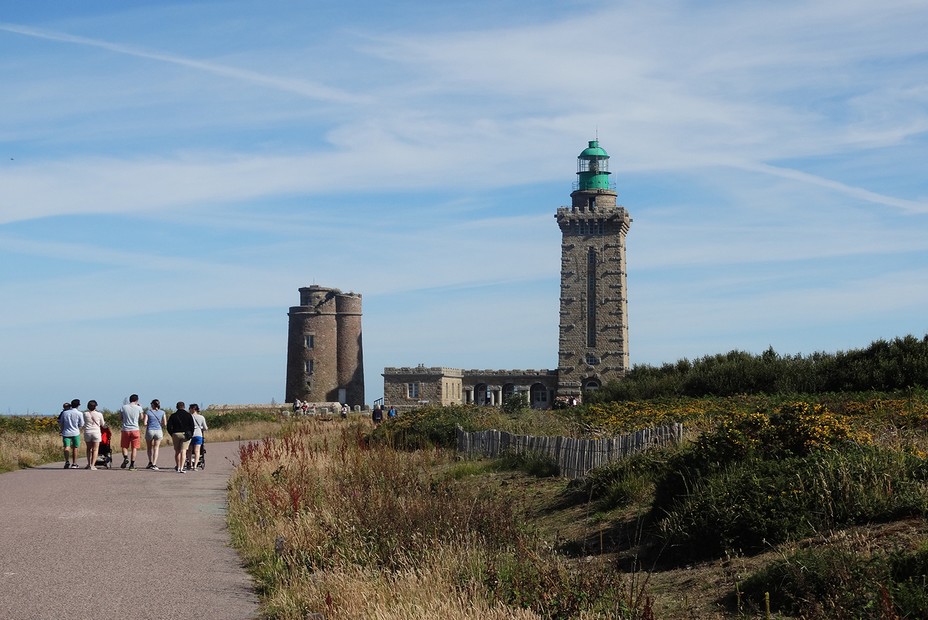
382;140;631;410
285;285;364;407
382;366;559;410
382;366;463;408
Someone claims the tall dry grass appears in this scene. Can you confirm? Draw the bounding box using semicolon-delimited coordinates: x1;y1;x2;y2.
260;547;543;620
228;419;638;619
0;431;63;471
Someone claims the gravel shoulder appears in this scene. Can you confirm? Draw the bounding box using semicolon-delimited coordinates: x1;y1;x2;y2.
0;440;258;620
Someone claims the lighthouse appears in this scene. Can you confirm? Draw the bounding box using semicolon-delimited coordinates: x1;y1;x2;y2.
555;140;632;398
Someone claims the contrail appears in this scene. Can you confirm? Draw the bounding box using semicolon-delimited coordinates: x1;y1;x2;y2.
0;21;367;105
736;161;928;215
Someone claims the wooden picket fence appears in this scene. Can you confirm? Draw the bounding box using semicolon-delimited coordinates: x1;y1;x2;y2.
456;423;684;479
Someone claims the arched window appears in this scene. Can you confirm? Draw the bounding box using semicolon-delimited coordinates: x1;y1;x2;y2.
502;383;515;401
530;383;549;408
474;383;489;405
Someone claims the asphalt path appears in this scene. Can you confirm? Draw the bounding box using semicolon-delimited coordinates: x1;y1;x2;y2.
0;441;259;620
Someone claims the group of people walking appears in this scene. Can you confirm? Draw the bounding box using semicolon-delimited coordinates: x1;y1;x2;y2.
57;394;207;474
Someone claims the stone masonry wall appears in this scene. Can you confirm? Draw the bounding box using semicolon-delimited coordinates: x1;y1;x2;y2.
556;188;631;395
286;286;364;407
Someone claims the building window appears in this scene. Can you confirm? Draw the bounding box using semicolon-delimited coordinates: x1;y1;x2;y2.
407;383;420;399
304;334;314;349
587;248;597;347
585;353;600;365
305;360;314;375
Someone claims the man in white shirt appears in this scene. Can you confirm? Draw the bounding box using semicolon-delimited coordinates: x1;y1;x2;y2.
118;394;144;470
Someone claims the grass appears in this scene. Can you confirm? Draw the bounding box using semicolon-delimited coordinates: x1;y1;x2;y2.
227;397;928;618
0;429;63;471
227;418;641;619
738;529;928;618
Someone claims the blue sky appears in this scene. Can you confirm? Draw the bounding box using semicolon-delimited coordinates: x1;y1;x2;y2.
2;1;928;414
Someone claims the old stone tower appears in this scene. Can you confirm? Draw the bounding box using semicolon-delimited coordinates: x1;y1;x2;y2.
555;140;632;397
286;285;365;406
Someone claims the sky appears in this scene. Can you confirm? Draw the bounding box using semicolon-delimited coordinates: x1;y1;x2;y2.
2;0;928;414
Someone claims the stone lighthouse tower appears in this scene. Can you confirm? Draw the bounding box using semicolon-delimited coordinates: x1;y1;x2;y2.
286;285;365;407
555;140;631;398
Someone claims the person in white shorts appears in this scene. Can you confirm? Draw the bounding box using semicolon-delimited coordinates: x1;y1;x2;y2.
142;399;167;470
82;400;105;470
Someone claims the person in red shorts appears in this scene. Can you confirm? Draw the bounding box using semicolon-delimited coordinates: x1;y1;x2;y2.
118;394;144;470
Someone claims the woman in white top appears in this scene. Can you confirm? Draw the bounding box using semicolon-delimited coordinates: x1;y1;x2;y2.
187;403;208;471
83;400;105;470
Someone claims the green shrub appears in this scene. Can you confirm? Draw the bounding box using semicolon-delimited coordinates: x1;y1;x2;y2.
501;393;527;414
588;334;928;401
370;404;575;450
0;415;61;433
204;410;279;429
564;448;671;510
739;546;882;618
658;446;928;562
651;403;867;516
888;542;928;616
740;540;928;618
369;404;482;449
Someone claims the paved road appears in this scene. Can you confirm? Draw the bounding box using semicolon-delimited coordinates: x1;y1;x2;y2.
0;441;259;620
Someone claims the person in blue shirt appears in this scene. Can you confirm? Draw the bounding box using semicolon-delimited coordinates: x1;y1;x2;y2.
58;399;85;469
142;399;167;470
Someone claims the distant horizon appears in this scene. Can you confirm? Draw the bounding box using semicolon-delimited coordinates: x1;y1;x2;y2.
7;330;928;416
3;1;927;415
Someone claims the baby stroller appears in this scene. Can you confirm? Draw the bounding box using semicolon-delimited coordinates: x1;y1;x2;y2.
185;444;206;471
95;425;113;469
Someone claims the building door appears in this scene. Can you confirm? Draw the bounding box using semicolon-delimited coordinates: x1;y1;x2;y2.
530;383;549;409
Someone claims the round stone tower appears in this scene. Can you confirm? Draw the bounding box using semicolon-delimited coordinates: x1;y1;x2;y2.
286;285;365;407
335;292;364;406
